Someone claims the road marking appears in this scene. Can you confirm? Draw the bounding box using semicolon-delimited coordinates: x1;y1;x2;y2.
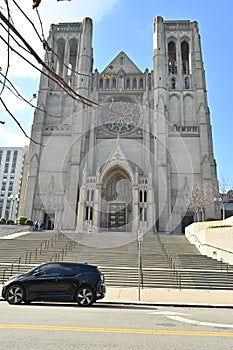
149;311;233;329
150;311;189;316
0;324;233;337
167;316;233;328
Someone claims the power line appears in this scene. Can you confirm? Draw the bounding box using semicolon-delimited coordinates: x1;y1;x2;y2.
0;97;43;146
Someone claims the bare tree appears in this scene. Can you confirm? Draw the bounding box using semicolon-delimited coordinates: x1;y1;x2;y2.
188;180;215;222
218;176;233;220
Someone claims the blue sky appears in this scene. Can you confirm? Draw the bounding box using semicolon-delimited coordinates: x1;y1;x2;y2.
0;0;232;183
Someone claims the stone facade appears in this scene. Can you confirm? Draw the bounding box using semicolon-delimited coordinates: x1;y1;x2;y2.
20;17;218;233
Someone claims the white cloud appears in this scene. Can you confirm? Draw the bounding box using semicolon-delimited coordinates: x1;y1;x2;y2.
0;126;29;147
1;85;31;113
0;0;120;80
0;0;120;147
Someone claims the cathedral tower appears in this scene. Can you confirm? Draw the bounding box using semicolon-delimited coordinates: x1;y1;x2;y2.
153;17;217;231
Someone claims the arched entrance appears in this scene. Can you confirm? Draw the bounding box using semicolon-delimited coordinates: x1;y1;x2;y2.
100;167;132;232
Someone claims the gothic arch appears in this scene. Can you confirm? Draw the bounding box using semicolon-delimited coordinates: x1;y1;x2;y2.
167;39;177;74
29;153;39;177
68;38;78;73
181;39;190;74
169;94;180;123
100;162;133;185
183;94;193;124
197;103;207;123
100;165;133;231
55;38;66;76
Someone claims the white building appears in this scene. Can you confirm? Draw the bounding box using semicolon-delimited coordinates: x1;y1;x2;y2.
0;146;28;221
20;17;218;233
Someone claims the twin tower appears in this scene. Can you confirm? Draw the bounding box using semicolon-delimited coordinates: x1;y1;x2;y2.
19;16;218;234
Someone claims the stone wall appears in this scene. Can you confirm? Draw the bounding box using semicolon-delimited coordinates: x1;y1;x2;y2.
185;217;233;265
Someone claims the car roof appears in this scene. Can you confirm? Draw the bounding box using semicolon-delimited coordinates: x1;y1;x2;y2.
41;261;97;268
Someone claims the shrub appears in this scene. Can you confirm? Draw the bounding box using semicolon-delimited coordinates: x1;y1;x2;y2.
16;216;27;225
205;218;219;221
7;219;15;225
26;220;33;226
208;225;232;229
0;217;6;224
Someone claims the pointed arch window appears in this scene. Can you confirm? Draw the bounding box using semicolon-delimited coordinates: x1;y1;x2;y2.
181;41;190;74
105;78;110;89
139;190;143;203
171;77;176;89
148;74;152;90
132;78;137;89
99;78;103;89
68;39;78;75
112;78;116;89
168;41;177;74
56;39;65;76
185;77;190;89
126;78;130;89
139;78;143;89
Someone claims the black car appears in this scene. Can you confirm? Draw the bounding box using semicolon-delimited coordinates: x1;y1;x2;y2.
1;261;105;306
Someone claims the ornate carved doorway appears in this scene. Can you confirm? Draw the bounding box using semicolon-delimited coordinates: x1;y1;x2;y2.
100;167;132;232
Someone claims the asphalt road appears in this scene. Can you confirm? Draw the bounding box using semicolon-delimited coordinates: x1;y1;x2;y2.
0;300;233;349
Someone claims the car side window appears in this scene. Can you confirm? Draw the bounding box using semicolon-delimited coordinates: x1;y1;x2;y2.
35;264;61;276
59;265;80;276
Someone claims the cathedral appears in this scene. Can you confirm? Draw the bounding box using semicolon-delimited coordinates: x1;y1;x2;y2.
19;16;218;234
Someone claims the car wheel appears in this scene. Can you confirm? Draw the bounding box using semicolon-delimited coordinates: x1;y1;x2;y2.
6;284;25;305
75;286;95;306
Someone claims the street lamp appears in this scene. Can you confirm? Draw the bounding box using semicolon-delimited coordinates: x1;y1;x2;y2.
214;197;225;220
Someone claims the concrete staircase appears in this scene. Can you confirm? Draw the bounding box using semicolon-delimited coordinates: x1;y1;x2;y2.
0;230;233;290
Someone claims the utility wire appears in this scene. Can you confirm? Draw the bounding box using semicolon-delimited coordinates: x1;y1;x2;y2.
0;0;10;96
0;97;43;146
0;73;62;118
11;0;43;43
0;10;99;108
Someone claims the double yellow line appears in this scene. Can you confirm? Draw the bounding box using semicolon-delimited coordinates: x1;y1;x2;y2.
0;324;233;337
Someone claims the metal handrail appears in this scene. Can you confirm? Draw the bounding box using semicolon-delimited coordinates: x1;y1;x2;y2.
186;228;233;276
49;239;76;262
0;231;65;284
155;231;182;289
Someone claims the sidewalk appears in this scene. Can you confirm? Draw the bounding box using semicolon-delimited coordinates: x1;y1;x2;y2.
1;284;232;307
103;287;233;307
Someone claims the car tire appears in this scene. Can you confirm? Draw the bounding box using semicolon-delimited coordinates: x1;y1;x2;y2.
6;284;25;305
75;286;95;306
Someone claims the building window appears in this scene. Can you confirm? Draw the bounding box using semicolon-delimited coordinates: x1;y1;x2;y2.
185;77;190;89
68;38;78;74
139;78;143;89
126;78;130;89
105;79;109;89
168;41;177;74
132;78;137;89
112;78;116;89
99;78;103;89
56;39;66;76
181;41;190;74
171;77;176;89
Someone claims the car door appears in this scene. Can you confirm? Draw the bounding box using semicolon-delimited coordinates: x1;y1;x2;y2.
26;263;62;300
57;264;81;300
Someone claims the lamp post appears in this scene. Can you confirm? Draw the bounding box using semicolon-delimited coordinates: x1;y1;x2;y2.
214;197;225;220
